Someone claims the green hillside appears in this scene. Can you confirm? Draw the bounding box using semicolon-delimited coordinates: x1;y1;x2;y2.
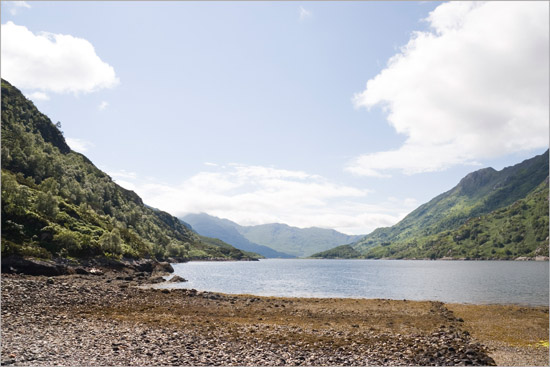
350;151;548;256
309;245;361;259
363;179;549;259
1;79;258;261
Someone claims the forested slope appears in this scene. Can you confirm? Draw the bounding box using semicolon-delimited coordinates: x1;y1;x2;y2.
1;79;258;261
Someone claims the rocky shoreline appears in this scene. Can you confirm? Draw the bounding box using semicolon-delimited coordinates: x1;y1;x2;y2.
1;260;547;366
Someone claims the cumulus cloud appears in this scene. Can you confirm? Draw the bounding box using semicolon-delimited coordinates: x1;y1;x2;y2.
349;1;549;177
1;22;119;94
65;138;95;153
105;164;417;235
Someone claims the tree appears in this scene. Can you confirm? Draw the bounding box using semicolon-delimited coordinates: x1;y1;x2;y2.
99;228;123;254
35;191;58;218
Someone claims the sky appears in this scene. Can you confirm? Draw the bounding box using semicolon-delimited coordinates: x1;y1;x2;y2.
1;1;548;235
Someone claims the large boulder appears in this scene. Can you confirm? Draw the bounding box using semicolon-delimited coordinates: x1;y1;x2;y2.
153;261;174;274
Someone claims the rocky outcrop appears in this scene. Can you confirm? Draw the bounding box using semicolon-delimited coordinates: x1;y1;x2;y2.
1;256;175;277
1;256;70;276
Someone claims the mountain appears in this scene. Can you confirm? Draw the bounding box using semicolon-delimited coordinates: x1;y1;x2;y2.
313;151;549;260
237;223;363;258
364;179;549;260
182;213;363;258
182;213;294;258
1;79;259;261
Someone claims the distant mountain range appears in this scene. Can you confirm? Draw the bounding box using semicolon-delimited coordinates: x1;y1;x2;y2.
182;213;363;258
181;214;293;258
313;150;549;260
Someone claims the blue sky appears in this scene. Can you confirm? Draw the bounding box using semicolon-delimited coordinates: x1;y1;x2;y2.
2;1;548;234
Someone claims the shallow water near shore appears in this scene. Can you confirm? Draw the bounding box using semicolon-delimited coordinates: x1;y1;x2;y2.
161;259;549;306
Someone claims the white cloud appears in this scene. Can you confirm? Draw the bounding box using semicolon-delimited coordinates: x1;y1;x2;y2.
26;91;50;101
66;137;95;153
1;22;119;94
349;1;549;177
7;1;31;15
299;6;311;20
105;164;418;235
113;179;136;192
204;162;218;167
109;169;138;180
98;101;109;111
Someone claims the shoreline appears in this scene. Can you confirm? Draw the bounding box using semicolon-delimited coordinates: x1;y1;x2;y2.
2;272;548;366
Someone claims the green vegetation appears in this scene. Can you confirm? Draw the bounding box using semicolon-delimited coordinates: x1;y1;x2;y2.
314;151;549;260
1;79;259;261
196;235;264;260
363;179;549;260
309;245;361;259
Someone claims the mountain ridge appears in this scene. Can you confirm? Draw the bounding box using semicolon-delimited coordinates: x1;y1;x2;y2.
182;213;363;258
236;222;363;258
312;150;549;260
181;213;294;258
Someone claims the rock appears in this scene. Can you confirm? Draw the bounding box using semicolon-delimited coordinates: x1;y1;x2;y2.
74;267;89;275
148;276;166;284
1;256;68;276
153;262;174;274
168;275;187;283
88;268;104;276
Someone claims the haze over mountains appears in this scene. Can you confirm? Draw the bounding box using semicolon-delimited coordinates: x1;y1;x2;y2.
313;151;549;260
181;214;293;258
182;213;363;258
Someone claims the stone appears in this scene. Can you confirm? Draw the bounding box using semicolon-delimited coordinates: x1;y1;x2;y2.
149;276;166;284
1;256;67;276
168;275;187;283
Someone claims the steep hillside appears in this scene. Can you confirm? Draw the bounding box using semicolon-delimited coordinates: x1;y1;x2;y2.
238;223;363;258
1;79;257;261
182;213;294;258
363;178;549;259
351;151;549;256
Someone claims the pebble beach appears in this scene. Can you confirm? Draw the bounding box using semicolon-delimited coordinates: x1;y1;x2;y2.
1;271;548;366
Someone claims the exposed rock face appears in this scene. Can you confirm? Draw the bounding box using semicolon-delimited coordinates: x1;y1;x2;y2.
1;256;175;277
1;256;69;276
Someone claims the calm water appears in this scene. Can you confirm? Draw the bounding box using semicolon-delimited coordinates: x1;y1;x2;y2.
161;259;549;306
